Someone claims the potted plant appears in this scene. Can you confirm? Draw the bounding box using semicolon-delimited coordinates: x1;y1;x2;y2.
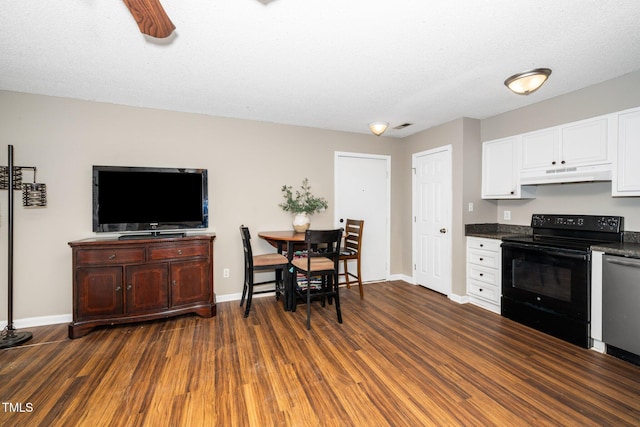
279;178;328;232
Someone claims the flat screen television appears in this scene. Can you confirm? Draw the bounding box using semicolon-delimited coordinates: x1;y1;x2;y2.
92;165;208;236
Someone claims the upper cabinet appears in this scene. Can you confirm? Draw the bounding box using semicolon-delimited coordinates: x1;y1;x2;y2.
521;128;560;171
519;116;612;185
561;117;610;166
613;107;640;196
521;117;610;171
482;108;639;199
482;136;536;199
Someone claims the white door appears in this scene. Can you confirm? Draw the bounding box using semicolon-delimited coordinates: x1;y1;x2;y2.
334;152;390;282
413;146;452;295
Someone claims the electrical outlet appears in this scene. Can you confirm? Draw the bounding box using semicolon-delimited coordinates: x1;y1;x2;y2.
503;210;511;220
468;202;474;212
223;268;230;278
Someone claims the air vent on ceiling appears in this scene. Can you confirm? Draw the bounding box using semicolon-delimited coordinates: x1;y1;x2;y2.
393;123;414;130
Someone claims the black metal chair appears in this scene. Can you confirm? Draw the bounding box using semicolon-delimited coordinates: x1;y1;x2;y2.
290;228;343;329
240;225;289;317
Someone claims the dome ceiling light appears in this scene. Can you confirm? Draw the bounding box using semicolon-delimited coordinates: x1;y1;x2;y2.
369;122;389;136
504;68;552;95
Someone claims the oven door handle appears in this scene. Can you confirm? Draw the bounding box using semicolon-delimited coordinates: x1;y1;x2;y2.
501;242;588;260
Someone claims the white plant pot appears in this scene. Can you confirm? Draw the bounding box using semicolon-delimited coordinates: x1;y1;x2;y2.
292;213;310;232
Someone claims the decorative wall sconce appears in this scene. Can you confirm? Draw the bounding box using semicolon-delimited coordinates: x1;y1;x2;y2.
0;165;47;207
504;68;552;95
0;145;48;349
369;122;389;136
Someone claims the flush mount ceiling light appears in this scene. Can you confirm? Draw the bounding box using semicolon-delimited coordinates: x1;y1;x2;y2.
369;122;389;136
504;68;552;95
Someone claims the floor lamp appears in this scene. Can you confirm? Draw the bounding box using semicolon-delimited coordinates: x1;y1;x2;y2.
0;145;47;349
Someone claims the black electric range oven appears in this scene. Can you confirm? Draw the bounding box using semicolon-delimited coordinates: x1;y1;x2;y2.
501;214;624;348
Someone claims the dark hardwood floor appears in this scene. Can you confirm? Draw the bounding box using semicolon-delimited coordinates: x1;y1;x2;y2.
1;281;639;426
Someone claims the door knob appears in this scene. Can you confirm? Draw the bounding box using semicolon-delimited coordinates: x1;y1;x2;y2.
440;228;447;233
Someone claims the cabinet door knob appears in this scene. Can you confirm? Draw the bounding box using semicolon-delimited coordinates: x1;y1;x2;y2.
561;160;566;164
115;286;121;292
172;280;177;286
127;285;132;291
552;161;556;165
479;257;484;261
177;250;183;255
479;273;484;277
109;254;116;260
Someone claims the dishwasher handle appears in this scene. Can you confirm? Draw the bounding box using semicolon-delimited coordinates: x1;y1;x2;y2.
605;257;640;268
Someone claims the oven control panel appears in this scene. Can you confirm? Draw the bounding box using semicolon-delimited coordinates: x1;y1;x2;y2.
531;214;624;233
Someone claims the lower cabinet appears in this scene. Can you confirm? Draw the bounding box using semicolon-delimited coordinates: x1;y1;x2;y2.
466;237;501;314
69;234;215;338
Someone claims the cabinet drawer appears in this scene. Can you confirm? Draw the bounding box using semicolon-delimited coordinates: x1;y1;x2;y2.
468;279;500;303
76;248;145;266
468;249;500;269
468;264;499;286
148;243;209;261
467;237;501;252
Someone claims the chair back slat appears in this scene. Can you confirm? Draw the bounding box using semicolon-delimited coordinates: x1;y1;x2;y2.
240;225;254;269
305;229;342;257
343;219;363;253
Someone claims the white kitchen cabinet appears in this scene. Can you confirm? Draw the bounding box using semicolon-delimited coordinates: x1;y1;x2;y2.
613;107;640;196
562;116;610;165
521;128;560;170
521;116;611;172
482;136;535;199
466;237;501;314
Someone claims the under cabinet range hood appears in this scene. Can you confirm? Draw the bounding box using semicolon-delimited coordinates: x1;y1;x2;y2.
519;164;612;185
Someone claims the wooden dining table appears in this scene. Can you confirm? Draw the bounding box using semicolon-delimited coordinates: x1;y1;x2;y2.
257;230;307;311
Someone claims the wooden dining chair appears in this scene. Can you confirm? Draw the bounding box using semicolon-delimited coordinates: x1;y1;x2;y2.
339;219;364;298
240;226;289;318
291;228;343;330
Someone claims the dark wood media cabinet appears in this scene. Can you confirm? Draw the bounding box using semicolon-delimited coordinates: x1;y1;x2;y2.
68;234;215;338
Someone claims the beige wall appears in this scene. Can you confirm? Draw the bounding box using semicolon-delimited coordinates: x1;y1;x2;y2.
481;70;640;229
1;69;639;325
0;90;404;324
401;117;492;296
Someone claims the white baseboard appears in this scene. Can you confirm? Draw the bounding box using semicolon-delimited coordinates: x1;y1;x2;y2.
591;339;606;353
2;314;72;329
448;293;468;305
216;292;277;303
389;273;414;283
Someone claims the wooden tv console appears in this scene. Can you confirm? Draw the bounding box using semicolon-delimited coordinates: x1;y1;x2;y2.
68;234;215;338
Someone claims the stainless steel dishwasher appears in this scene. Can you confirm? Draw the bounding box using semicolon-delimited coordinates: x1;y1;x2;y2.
602;254;640;365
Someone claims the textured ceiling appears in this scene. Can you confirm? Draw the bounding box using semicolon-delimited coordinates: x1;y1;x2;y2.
1;1;640;138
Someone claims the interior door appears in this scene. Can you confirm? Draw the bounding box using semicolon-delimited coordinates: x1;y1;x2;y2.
334;152;390;282
413;146;452;295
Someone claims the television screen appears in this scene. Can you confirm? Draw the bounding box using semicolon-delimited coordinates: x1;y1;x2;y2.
93;166;208;234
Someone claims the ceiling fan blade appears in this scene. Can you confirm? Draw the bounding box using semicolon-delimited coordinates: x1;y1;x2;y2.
122;0;176;38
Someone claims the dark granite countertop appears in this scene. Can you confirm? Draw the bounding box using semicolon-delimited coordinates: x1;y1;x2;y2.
466;224;640;258
465;223;531;240
591;242;640;259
